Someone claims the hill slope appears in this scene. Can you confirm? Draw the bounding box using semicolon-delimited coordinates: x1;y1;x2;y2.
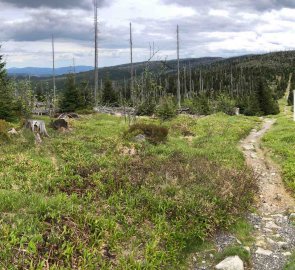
31;51;295;91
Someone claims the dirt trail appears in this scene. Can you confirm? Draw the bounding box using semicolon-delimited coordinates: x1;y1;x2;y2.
241;119;295;270
241;119;295;214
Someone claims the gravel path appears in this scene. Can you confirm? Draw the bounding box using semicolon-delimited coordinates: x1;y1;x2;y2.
241;118;295;270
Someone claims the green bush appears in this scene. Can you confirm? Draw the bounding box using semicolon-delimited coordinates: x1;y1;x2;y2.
215;94;236;115
155;96;177;121
126;123;168;144
184;94;212;115
136;100;156;116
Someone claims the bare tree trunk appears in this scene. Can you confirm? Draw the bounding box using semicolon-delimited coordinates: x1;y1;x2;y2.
177;25;181;108
230;68;233;94
199;70;202;93
130;22;134;104
184;66;188;99
189;62;192;96
52;34;56;115
94;0;99;106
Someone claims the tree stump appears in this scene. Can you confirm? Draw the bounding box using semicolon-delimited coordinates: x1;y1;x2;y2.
25;120;49;137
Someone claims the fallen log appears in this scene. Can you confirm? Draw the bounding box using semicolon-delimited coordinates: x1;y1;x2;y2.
57;113;79;119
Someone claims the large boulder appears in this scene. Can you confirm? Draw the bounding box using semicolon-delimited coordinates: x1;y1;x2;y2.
215;256;244;270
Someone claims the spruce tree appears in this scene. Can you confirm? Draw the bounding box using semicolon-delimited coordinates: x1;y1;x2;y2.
288;90;293;106
288;76;294;106
102;78;118;106
256;77;279;115
0;50;17;121
242;93;261;116
60;74;82;112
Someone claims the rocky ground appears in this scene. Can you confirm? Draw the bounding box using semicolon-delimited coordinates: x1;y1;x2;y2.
193;118;295;270
242;119;295;270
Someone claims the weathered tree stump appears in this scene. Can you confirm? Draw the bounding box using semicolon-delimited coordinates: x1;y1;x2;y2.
25;120;49;137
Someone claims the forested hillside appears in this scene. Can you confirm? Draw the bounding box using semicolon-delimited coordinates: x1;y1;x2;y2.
31;50;295;117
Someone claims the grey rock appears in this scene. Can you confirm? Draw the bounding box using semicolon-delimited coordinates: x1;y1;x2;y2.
265;221;281;230
215;256;244;270
134;134;146;142
243;246;250;253
277;241;288;249
266;238;276;245
243;144;255;151
255;247;273;256
8;128;18;135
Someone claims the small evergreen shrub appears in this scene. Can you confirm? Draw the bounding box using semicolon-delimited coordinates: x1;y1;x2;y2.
155;96;177;121
136;101;156;116
215;94;236;115
184;94;212;115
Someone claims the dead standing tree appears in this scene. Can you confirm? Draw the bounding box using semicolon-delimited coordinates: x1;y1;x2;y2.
130;22;134;105
52;34;56;115
94;0;99;106
177;25;181;108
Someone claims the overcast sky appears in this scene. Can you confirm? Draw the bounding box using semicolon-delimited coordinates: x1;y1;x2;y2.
0;0;295;68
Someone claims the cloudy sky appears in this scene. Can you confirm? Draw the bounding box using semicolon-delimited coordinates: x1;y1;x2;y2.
0;0;295;68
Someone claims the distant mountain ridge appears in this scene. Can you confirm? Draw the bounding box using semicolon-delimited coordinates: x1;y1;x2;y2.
7;66;94;77
11;51;295;91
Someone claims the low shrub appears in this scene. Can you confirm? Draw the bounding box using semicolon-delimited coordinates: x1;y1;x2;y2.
126;123;168;144
0;119;10;142
214;94;236;115
155;96;177;121
183;94;212;115
136;101;156;116
76;108;94;115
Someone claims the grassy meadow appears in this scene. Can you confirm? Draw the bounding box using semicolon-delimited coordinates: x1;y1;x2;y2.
0;113;260;269
262;103;295;195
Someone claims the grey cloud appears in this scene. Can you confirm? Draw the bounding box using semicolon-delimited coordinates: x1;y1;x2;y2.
161;0;295;11
1;10;92;41
0;0;110;10
132;12;260;48
0;9;131;50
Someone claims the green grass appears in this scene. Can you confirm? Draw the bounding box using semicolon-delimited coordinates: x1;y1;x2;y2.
215;245;250;265
229;218;255;246
262;106;295;194
0;113;260;269
284;252;295;270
